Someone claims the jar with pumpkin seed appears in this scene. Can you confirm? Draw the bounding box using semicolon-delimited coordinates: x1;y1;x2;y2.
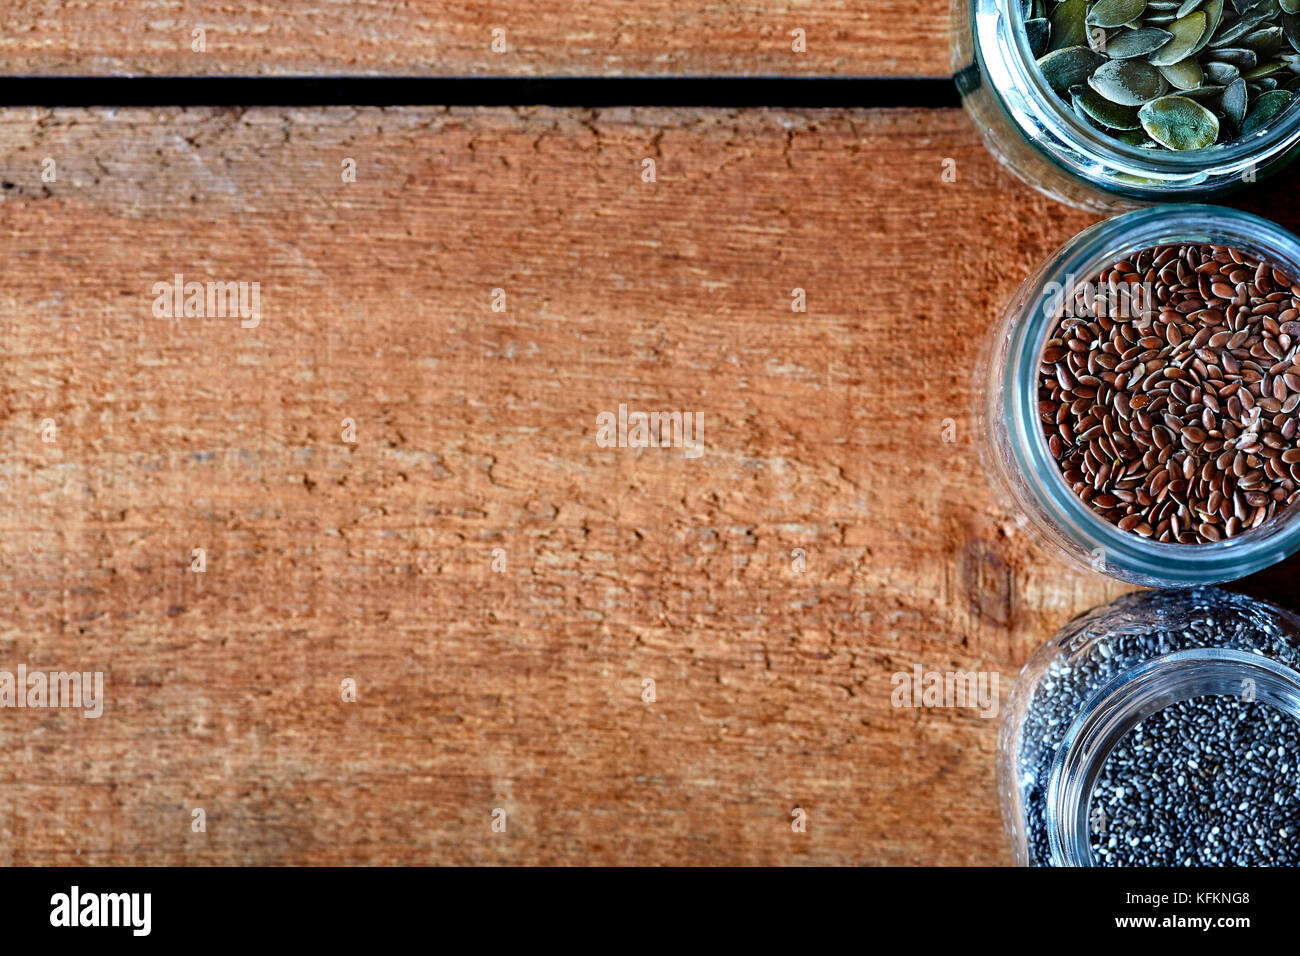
953;0;1300;209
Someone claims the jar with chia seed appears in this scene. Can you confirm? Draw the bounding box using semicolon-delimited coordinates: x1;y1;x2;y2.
1001;587;1300;865
981;204;1300;586
951;0;1300;211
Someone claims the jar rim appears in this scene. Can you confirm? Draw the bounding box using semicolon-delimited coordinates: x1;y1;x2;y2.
1045;645;1300;866
1004;204;1300;584
978;0;1300;191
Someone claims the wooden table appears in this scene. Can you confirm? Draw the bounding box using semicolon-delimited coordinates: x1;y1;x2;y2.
1;3;1297;866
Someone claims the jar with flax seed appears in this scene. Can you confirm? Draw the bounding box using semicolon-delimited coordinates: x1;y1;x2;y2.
980;204;1300;586
1000;587;1300;866
952;0;1300;211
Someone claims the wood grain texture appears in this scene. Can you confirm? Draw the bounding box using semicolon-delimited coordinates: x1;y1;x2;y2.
0;1;948;78
1;106;1297;866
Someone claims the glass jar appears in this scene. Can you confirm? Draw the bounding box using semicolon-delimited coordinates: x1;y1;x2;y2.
951;0;1300;211
980;204;1300;587
1000;587;1300;866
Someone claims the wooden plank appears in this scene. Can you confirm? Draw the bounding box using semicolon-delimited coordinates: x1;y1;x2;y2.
0;105;1296;865
0;2;949;78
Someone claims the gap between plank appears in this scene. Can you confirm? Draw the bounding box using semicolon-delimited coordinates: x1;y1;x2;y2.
0;76;961;109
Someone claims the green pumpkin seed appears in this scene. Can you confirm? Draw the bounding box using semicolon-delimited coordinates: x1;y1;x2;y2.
1073;83;1149;125
1234;0;1281;17
1091;57;1173;100
1039;45;1107;93
1089;0;1151;27
1244;24;1286;54
1115;125;1158;143
1284;12;1300;51
1191;0;1227;53
1051;0;1093;49
1031;0;1298;148
1208;46;1260;66
1246;57;1288;76
1026;17;1053;56
1221;75;1252;125
1106;25;1177;55
1159;55;1210;84
1139;94;1222;145
1150;11;1209;63
1210;11;1272;47
1206;59;1243;80
1241;87;1295;131
1072;95;1109;132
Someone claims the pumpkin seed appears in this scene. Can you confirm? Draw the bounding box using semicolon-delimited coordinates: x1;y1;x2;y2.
1026;17;1053;56
1150;11;1209;63
1191;0;1227;53
1210;11;1273;47
1206;59;1243;80
1073;83;1149;125
1222;75;1251;126
1072;97;1112;133
1246;57;1288;76
1208;46;1260;66
1115;125;1158;142
1160;55;1210;84
1091;57;1174;100
1040;45;1108;93
1051;0;1093;49
1090;0;1151;27
1032;0;1297;147
1072;93;1109;131
1106;25;1177;55
1240;0;1281;17
1241;87;1294;131
1245;24;1286;54
1139;94;1222;145
1284;12;1300;51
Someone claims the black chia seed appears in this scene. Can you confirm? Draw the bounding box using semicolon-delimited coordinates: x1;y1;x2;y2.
1012;589;1300;866
1090;696;1300;867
